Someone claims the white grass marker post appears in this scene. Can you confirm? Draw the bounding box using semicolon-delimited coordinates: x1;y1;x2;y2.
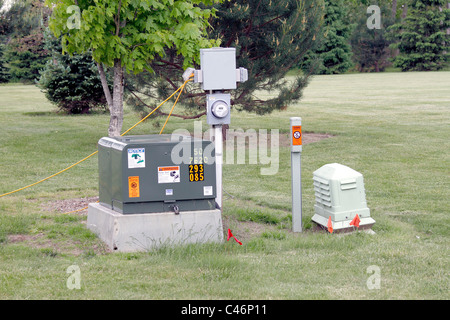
290;117;302;232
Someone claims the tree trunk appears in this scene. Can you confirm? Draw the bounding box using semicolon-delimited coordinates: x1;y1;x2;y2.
109;59;124;137
390;0;400;60
97;62;112;109
96;60;124;137
392;0;398;19
401;3;408;20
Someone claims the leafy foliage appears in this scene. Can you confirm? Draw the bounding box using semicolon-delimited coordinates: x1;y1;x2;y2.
47;0;221;74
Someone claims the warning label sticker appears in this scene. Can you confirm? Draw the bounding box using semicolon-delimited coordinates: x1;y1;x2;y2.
292;126;302;146
158;166;180;184
128;148;145;169
128;176;140;198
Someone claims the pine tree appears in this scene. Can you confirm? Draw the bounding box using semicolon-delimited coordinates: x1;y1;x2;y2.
388;0;449;71
37;30;112;114
5;30;49;82
125;0;325;119
301;0;354;74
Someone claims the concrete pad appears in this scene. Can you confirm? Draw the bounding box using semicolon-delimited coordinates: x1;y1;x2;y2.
87;203;224;252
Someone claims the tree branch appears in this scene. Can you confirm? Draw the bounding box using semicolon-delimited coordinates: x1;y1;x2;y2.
115;0;122;37
256;14;285;29
125;85;206;120
157;58;184;70
96;62;113;109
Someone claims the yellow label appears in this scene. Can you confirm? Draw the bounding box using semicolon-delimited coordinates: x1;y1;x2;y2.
128;176;140;198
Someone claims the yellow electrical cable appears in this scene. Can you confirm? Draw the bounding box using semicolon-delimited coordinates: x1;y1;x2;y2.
159;79;189;135
0;151;99;199
0;77;193;200
121;83;183;136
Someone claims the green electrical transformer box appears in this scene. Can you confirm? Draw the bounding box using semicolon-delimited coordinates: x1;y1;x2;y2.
97;134;216;214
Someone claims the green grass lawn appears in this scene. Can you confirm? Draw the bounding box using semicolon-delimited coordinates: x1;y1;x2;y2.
0;72;449;300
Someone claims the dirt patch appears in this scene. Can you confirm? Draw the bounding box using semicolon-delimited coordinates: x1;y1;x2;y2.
7;234;44;244
222;215;281;243
11;233;111;254
6;232;110;256
279;132;334;147
41;196;98;215
298;132;334;145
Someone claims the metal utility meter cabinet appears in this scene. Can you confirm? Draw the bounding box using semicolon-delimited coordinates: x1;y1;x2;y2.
97;134;216;214
187;47;248;126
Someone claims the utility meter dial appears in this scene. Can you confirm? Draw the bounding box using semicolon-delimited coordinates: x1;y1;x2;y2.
207;93;231;125
211;100;229;118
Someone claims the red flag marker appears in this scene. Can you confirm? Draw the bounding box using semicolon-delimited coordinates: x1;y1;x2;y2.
350;214;361;228
227;229;242;245
327;216;333;234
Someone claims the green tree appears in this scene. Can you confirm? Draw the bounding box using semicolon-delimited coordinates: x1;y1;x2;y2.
388;0;449;71
301;0;353;74
350;1;395;72
1;0;51;82
37;30;111;114
126;0;325;121
46;0;220;137
5;30;49;82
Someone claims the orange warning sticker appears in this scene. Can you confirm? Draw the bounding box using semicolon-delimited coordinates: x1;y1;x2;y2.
128;176;140;198
158;166;180;184
292;125;302;146
158;166;180;172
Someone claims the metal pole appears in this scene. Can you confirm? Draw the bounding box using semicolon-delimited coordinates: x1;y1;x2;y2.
214;124;223;211
290;117;302;232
